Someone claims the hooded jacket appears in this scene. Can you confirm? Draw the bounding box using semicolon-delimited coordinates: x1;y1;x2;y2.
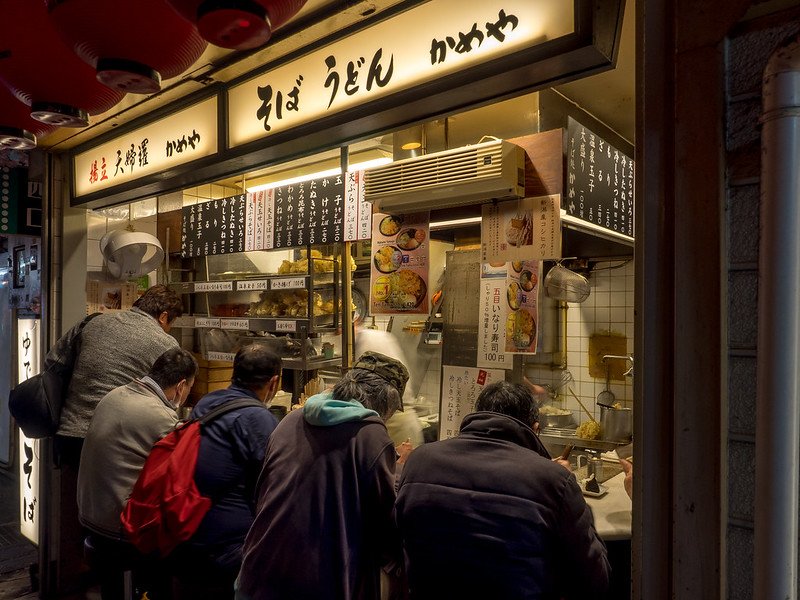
236;391;399;600
395;411;610;600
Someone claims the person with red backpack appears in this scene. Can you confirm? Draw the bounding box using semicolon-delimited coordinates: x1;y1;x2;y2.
170;344;281;599
77;347;198;600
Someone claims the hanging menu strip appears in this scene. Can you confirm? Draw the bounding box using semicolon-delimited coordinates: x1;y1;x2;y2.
565;117;634;238
270;174;347;249
182;194;247;257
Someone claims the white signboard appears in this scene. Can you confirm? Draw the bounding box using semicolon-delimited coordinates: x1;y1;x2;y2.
228;0;574;147
17;318;40;545
194;281;234;292
440;365;505;440
481;195;562;263
477;268;513;369
74;97;218;197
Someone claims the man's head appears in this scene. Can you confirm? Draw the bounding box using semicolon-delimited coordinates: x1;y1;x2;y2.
133;285;183;332
232;345;282;403
332;352;408;421
148;347;198;407
475;381;540;429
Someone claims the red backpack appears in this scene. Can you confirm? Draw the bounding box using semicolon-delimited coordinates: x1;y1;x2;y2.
121;398;266;557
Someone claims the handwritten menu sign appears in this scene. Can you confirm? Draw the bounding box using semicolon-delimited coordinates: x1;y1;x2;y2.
566;117;634;238
183;172;370;257
369;212;429;315
481;195;561;263
477;263;513;369
440;365;505;439
182;195;246;257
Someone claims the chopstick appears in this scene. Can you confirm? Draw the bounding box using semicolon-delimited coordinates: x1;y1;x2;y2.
567;387;597;423
558;444;574;461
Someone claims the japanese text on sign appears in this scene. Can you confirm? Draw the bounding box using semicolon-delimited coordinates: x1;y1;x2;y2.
440;365;505;439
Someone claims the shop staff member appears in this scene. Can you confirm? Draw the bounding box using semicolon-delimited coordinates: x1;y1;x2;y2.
236;352;408;600
395;381;610;600
172;345;281;600
77;348;197;600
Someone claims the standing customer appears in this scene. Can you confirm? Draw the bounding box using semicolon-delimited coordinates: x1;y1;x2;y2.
235;352;408;600
77;347;197;600
47;284;183;590
395;381;610;600
171;345;281;599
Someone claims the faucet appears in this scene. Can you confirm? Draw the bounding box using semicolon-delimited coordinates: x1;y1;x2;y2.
602;354;634;377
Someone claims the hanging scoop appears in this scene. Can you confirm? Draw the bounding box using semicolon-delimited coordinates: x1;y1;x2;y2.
544;262;591;303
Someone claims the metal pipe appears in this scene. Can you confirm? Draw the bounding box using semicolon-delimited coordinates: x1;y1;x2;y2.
755;34;800;600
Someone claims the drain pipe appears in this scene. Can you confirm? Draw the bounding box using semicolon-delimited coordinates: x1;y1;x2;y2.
755;34;800;600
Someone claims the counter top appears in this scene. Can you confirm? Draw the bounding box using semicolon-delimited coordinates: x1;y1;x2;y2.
583;471;631;541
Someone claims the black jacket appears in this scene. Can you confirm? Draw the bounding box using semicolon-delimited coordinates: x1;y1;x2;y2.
396;412;610;600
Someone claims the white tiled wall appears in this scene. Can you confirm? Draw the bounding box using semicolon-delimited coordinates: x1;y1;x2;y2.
526;260;635;423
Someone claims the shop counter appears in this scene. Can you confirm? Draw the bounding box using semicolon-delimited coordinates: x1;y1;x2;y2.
584;471;631;541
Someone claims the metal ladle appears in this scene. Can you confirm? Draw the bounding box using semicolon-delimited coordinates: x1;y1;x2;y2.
596;362;616;408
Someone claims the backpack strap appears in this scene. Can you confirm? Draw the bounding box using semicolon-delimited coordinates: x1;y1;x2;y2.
197;398;267;426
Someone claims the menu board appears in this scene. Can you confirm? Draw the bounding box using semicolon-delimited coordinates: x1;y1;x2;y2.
566;117;634;237
440;365;505;439
480;195;561;264
182;194;247;257
477;263;513;369
369;212;430;315
504;260;540;354
183;172;370;257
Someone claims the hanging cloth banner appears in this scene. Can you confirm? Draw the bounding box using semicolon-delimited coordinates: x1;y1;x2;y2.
369;211;430;315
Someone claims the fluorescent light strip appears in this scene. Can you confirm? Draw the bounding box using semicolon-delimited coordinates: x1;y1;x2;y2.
429;216;482;230
246;157;392;193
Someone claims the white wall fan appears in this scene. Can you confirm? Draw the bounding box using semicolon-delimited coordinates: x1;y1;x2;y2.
99;229;164;279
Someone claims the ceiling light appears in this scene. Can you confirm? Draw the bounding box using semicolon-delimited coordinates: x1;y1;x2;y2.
429;216;482;230
246;157;392;193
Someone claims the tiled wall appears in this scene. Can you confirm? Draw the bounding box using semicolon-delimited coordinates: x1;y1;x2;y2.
525;260;634;423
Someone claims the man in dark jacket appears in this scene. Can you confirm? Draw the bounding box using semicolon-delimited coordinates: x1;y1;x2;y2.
395;381;610;600
235;352;408;600
172;344;281;599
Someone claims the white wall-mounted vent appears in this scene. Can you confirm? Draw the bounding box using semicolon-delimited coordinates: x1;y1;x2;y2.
364;139;526;213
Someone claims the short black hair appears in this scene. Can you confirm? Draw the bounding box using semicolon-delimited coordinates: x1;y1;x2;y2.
332;369;401;421
475;381;539;425
133;284;183;322
232;345;282;390
148;348;198;389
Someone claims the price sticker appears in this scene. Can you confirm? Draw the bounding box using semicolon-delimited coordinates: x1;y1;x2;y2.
195;282;233;292
236;280;270;291
195;317;221;328
270;277;306;290
207;352;236;362
275;320;296;332
220;319;250;330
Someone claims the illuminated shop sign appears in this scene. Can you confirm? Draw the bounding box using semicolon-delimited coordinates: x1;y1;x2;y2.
228;0;574;147
73;97;218;197
17;318;40;545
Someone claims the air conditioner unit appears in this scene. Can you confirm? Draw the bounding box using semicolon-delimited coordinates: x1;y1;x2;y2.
364;139;526;213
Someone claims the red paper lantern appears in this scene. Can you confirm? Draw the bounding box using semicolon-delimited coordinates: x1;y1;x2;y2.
166;0;307;50
46;0;208;95
0;85;56;150
0;0;126;128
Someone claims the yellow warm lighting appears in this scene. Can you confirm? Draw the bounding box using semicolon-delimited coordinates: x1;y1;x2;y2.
401;141;422;150
246;157;392;193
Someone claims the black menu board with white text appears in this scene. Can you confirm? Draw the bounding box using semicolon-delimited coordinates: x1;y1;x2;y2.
565;117;634;238
181;194;246;257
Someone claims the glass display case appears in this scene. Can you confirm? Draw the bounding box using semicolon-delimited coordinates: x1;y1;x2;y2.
169;243;354;401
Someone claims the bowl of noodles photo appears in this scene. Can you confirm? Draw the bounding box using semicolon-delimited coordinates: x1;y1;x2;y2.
379;215;403;236
520;270;538;292
396;228;426;251
374;246;403;274
384;270;427;309
505;309;536;350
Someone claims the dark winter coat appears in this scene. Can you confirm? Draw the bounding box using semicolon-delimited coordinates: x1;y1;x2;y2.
395;411;610;600
236;393;400;600
181;385;277;575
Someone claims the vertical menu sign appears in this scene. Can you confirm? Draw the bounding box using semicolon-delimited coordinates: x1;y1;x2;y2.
271;174;346;249
181;195;246;257
17;318;40;545
565;117;634;238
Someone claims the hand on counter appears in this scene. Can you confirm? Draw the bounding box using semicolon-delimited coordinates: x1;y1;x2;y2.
619;458;633;499
396;439;414;465
553;457;572;472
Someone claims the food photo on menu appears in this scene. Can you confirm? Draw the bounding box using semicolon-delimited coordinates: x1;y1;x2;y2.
369;212;430;315
505;260;541;353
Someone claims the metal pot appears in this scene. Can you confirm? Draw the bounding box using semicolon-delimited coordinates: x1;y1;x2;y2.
542;413;576;429
600;406;632;442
